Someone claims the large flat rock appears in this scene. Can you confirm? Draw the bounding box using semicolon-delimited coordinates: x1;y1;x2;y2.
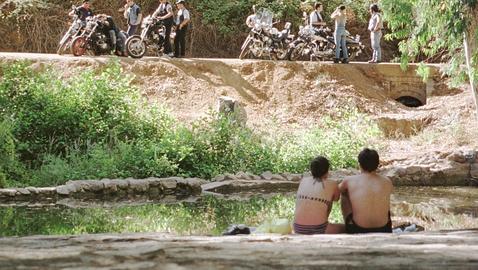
0;230;477;269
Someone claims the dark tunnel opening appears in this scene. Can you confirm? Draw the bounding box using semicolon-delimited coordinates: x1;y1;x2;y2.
396;96;424;108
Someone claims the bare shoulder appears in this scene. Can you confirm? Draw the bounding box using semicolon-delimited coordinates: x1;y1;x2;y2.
325;179;340;190
379;174;393;190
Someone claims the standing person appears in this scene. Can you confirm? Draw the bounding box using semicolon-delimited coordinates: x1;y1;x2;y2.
368;4;383;63
339;148;393;234
174;0;191;58
153;0;175;56
294;156;344;234
245;5;257;28
331;5;348;63
309;2;326;29
69;0;93;22
123;0;143;36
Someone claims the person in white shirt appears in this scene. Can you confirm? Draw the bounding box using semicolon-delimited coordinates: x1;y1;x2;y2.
174;0;190;58
245;5;256;28
309;2;326;29
153;0;175;56
368;4;383;63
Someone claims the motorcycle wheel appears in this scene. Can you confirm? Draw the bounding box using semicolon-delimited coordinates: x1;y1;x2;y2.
126;35;147;59
239;38;252;60
347;48;357;61
57;36;71;55
275;44;290;61
288;43;306;61
70;36;87;57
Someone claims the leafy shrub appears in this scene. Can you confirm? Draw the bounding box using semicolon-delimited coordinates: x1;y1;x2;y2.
0;61;380;187
0;119;26;187
0;61;170;164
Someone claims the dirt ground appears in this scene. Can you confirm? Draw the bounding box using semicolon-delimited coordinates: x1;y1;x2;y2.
1;53;477;163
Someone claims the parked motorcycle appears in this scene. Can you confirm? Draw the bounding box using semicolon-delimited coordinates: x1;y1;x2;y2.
70;16;126;57
239;8;294;60
288;25;332;61
125;15;173;59
57;6;84;55
288;25;364;61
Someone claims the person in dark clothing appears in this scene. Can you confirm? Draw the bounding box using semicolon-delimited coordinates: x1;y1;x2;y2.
153;0;175;56
69;0;93;22
174;0;190;58
98;14;120;54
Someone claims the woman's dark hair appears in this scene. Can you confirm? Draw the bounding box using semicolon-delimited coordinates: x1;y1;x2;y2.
370;4;380;13
310;156;330;180
314;2;323;10
339;5;346;10
358;148;380;172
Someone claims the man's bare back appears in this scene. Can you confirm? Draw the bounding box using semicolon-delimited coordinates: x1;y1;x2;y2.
340;173;392;227
339;148;393;233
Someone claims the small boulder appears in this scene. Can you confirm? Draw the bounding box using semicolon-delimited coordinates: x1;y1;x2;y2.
161;178;178;190
261;171;273;180
56;185;74;196
213;174;226;182
128;180;150;193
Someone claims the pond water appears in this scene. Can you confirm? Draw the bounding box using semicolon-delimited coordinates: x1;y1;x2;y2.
0;187;476;237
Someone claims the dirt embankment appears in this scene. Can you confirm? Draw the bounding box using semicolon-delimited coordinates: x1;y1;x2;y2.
1;53;476;162
121;57;478;163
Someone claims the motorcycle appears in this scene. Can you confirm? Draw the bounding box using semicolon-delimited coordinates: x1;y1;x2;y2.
288;25;334;61
70;16;126;57
288;17;364;61
125;15;173;59
57;6;84;55
239;8;294;60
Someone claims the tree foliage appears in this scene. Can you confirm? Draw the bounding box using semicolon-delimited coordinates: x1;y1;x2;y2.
381;0;478;77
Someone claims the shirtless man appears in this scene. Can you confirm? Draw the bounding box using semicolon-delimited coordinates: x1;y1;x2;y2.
339;148;393;233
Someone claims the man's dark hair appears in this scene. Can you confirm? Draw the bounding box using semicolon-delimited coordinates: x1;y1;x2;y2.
358;148;380;172
83;0;90;3
310;156;330;180
339;5;346;10
370;4;380;13
314;2;322;9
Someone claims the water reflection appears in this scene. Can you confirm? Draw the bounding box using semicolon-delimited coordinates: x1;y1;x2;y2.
0;187;476;237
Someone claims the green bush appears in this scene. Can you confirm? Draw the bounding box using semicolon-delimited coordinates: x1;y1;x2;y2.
0;61;380;187
0;119;26;187
0;61;170;163
192;0;371;35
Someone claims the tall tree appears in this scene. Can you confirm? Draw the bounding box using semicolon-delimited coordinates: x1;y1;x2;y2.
381;0;478;117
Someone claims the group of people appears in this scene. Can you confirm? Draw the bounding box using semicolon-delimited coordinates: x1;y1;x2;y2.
69;0;191;58
309;2;383;63
294;148;393;234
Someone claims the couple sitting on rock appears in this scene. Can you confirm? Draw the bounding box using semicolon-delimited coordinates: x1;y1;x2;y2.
294;148;393;234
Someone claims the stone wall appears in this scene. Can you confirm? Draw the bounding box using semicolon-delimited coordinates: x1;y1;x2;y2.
380;149;478;186
0;177;205;204
1;149;476;203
